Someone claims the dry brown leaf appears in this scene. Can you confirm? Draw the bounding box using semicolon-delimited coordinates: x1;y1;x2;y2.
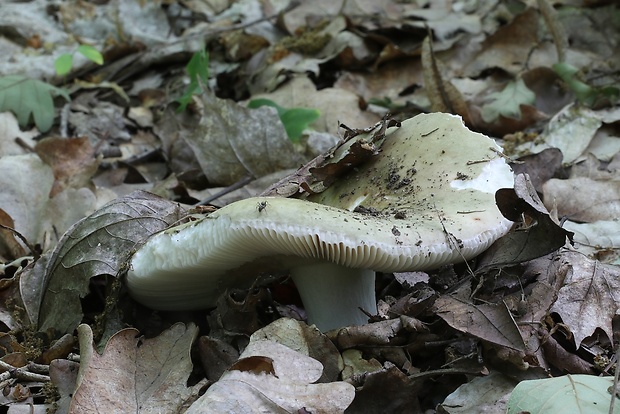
37;191;186;335
434;296;525;352
477;174;572;271
35;136;99;197
177;89;304;186
0;209;27;260
550;250;620;347
346;366;421;413
421;36;471;125
70;323;203;413
543;177;620;222
463;8;540;77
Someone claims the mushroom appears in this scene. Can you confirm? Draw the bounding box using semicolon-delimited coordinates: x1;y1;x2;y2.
126;113;514;331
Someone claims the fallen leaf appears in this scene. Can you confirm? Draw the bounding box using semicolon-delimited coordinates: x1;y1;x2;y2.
38;191;186;335
539;104;603;164
435;296;525;352
346;365;421;414
421;36;471;124
543;177;620;222
70;323;203;413
187;339;355;413
0;112;39;157
463;8;540;77
550;251;620;347
35;136;99;197
477;174;572;271
250;75;379;136
177;89;304;186
439;371;515;414
480;79;536;123
250;318;344;383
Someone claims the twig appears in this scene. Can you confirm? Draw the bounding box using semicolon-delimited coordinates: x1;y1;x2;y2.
0;360;50;383
408;367;482;381
196;175;255;205
0;224;40;260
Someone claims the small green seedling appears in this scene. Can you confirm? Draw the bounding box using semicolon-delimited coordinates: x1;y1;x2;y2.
54;45;104;76
248;98;320;142
177;46;209;112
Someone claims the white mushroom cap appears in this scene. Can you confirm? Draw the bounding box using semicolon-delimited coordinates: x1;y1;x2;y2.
126;113;513;331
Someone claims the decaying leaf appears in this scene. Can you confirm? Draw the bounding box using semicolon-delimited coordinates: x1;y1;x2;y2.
177;89;304;186
477;174;572;271
187;338;355;413
463;8;540;77
346;365;421;413
434;296;525;352
37;191;186;335
439;371;515;413
261;116;396;197
550;251;620;348
538;104;603;164
421;36;471;124
35;136;99;197
70;323;204;413
0;209;27;260
543;177;620;223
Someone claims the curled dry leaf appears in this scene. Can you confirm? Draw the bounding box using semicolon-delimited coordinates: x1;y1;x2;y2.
36;191;186;335
261;116;394;198
476;173;573;272
421;36;471;125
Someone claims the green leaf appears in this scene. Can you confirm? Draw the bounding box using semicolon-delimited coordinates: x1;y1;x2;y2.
54;54;74;76
480;78;536;123
0;75;71;132
507;374;619;414
77;45;104;65
177;47;209;112
248;98;320;142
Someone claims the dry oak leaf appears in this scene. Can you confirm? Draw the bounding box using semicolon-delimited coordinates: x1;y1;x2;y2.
69;323;204;414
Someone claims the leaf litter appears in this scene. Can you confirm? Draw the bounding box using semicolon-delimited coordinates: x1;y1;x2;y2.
0;0;619;412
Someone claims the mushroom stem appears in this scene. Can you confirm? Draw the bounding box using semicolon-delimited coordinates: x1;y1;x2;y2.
290;263;376;331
